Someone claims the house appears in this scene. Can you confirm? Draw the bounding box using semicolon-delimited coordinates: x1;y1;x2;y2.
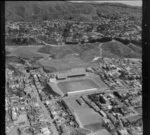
99;110;107;118
76;98;85;106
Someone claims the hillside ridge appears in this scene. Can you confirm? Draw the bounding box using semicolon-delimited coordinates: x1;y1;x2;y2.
5;1;141;22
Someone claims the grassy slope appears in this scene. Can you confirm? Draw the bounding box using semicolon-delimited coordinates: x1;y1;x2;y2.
102;40;141;58
6;56;25;64
127;43;142;54
38;41;141;60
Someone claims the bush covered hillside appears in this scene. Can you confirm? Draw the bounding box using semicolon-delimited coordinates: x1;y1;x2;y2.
5;1;141;22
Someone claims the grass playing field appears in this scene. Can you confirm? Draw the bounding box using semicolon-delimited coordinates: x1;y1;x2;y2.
63;98;104;132
57;78;100;94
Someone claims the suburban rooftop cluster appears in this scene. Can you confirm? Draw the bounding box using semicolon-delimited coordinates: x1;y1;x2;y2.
6;57;142;135
5;15;141;46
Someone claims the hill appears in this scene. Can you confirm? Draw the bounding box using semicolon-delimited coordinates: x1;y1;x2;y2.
5;1;142;47
6;56;25;64
5;1;142;60
127;43;142;54
38;41;141;60
102;40;141;58
5;1;141;22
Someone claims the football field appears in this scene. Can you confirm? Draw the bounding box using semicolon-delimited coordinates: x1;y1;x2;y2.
57;78;100;94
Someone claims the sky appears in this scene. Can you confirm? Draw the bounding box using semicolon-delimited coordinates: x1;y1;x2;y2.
70;1;142;7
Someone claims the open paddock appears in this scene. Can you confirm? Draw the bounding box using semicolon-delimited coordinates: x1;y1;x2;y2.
39;57;92;71
6;46;49;59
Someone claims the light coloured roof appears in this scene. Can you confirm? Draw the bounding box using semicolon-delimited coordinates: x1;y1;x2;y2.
64;98;103;128
75;108;103;127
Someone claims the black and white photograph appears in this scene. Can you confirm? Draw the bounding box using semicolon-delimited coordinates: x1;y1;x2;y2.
5;0;143;135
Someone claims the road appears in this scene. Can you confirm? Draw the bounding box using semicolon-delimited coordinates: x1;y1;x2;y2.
31;82;59;135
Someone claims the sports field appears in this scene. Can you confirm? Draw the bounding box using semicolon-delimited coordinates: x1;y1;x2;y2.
57;78;100;94
63;98;104;132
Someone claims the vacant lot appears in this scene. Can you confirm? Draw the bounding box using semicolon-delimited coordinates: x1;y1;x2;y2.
58;78;99;94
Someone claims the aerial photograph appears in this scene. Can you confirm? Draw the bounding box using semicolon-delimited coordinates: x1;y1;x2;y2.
5;1;142;135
